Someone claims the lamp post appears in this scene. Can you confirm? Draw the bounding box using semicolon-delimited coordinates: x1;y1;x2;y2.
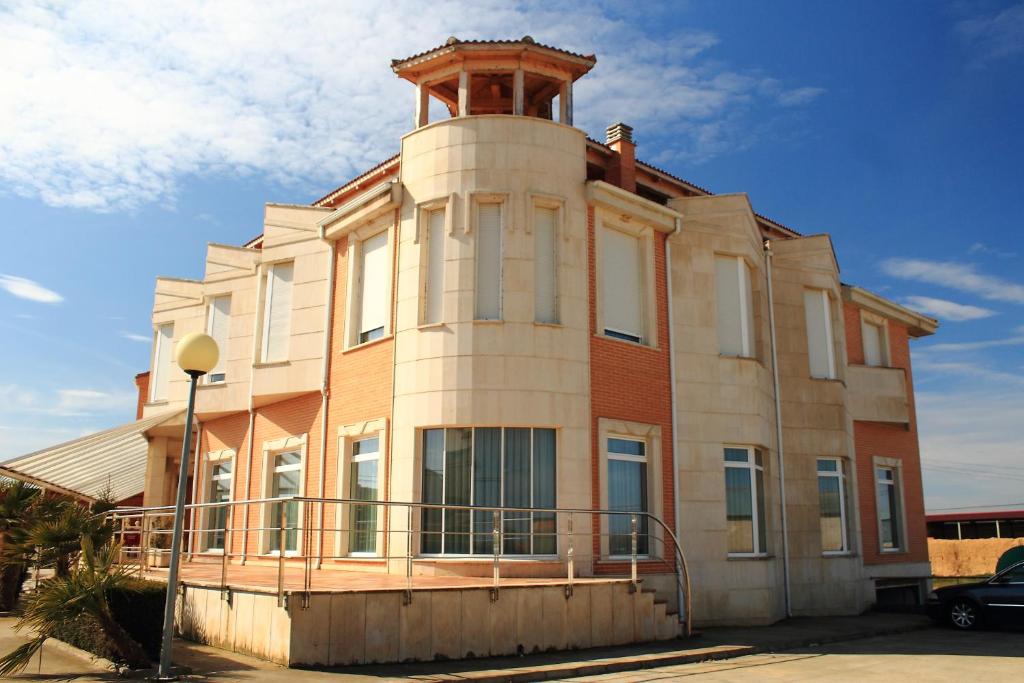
157;332;218;680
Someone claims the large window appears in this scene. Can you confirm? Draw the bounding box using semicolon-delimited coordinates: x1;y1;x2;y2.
349;437;379;554
862;318;888;367
607;437;649;556
421;427;555;556
423;208;446;325
534;205;558;324
725;447;767;556
268;450;301;553
876;465;902;551
204;459;232;551
817;458;849;554
205;296;230;383
261;262;293;363
804;288;837;379
475;202;503;320
601;226;644;343
357;231;389;344
715;255;755;358
150;323;173;401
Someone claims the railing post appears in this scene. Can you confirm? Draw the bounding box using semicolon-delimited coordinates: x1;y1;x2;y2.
141;511;149;575
630;513;638;593
490;509;500;602
566;512;574;598
277;500;287;608
302;501;311;609
404;504;413;605
220;505;231;598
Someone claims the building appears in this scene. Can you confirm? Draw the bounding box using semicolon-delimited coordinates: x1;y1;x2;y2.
5;37;939;661
927;509;1024;540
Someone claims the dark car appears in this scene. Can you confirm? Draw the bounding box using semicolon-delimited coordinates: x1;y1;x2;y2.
928;560;1024;630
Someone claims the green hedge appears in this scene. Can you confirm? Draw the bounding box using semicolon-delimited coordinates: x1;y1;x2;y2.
49;579;166;663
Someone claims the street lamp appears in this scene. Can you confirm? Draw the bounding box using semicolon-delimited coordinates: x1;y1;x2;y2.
157;332;218;680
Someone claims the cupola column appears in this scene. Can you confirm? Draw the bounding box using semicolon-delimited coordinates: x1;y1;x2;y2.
559;79;573;125
513;69;525;116
457;70;470;117
415;83;429;128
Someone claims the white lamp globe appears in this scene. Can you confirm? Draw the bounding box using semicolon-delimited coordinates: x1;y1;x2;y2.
175;332;219;375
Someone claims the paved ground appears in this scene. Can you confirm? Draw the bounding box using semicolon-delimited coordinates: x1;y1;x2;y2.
0;614;1017;682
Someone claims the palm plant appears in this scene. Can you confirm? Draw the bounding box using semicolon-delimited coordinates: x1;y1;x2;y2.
0;536;151;674
0;480;41;611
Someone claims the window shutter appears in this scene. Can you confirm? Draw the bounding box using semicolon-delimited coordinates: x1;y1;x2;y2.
424;209;445;324
534;206;558;324
715;256;743;356
151;323;173;400
359;231;389;337
740;260;755;356
475;203;502;320
207;296;231;379
262;262;293;362
863;321;883;366
804;289;836;378
601;227;643;340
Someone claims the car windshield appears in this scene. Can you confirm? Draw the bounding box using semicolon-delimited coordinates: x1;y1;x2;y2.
991;562;1024;583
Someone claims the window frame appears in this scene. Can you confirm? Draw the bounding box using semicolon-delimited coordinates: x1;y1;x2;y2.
804;288;837;380
259;261;294;364
606;436;650;559
595;212;656;347
816;457;850;555
528;194;564;326
724;445;768;558
204;295;231;384
344;213;395;349
199;449;235;553
149;322;174;402
417;197;450;326
259;434;307;556
471;193;508;322
874;459;906;553
860;312;890;368
714;254;756;359
336;419;388;558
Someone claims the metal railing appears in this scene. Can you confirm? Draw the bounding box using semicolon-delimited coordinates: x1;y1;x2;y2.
107;496;692;636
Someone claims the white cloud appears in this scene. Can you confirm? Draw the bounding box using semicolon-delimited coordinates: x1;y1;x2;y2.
901;295;997;322
0;274;63;303
0;1;824;211
120;331;151;343
968;242;1016;259
956;2;1024;64
923;327;1024;352
880;258;1024;304
913;357;1024;386
775;86;826;107
54;388;136;417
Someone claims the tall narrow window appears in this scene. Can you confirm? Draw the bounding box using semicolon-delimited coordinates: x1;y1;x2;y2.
349;437;379;554
817;458;849;553
862;319;887;367
724;447;767;555
268;450;301;553
261;262;293;363
607;437;649;556
715;255;755;357
421;427;556;555
423;208;446;324
534;206;558;324
205;460;232;551
475;202;502;320
358;231;389;343
206;296;230;383
804;289;836;379
876;466;902;551
150;323;173;401
601;226;644;343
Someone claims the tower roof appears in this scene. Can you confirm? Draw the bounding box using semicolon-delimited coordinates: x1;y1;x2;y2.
391;36;596;82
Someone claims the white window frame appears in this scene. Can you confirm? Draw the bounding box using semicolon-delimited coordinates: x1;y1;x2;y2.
874;458;906;553
817;457;850;555
199;449;235;553
205;295;230;384
260;434;307;556
606;436;650;559
529;194;564;325
336;418;388;558
417;197;450;326
347;436;381;557
344;215;395;348
804;288;837;379
860;312;890;368
724;445;768;558
149;322;174;402
595;211;656;347
715;254;756;358
471;193;507;321
260;261;294;363
597;418;663;560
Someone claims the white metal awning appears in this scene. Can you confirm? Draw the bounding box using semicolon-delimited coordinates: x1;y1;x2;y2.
0;410;185;502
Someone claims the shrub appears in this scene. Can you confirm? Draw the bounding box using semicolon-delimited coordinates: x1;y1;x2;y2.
49;579;166;662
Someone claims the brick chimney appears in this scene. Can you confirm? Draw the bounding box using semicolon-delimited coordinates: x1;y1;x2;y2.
134;371;150;420
605;122;636;193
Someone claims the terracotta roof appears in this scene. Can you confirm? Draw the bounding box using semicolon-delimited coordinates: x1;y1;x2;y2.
311;154;400;208
392;36;596;71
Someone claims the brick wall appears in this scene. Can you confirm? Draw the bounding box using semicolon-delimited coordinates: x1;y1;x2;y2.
134;372;150;420
587;207;675;574
200;411;251;553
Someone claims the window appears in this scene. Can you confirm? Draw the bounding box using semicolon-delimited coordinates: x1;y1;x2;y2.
724;447;767;555
268;450;302;553
349;437;379;554
204;459;232;551
817;458;849;553
261;262;293;363
601;226;644;343
475;202;503;320
205;296;230;383
876;466;902;551
715;255;755;357
862;318;888;367
150;323;173;401
421;427;555;555
804;289;837;379
357;231;389;344
423;208;446;324
607;438;649;556
534;205;558;324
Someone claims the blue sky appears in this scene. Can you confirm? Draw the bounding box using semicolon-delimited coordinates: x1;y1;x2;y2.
1;1;1021;510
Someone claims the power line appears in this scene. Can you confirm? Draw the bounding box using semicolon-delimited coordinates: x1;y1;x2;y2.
928;501;1024;512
